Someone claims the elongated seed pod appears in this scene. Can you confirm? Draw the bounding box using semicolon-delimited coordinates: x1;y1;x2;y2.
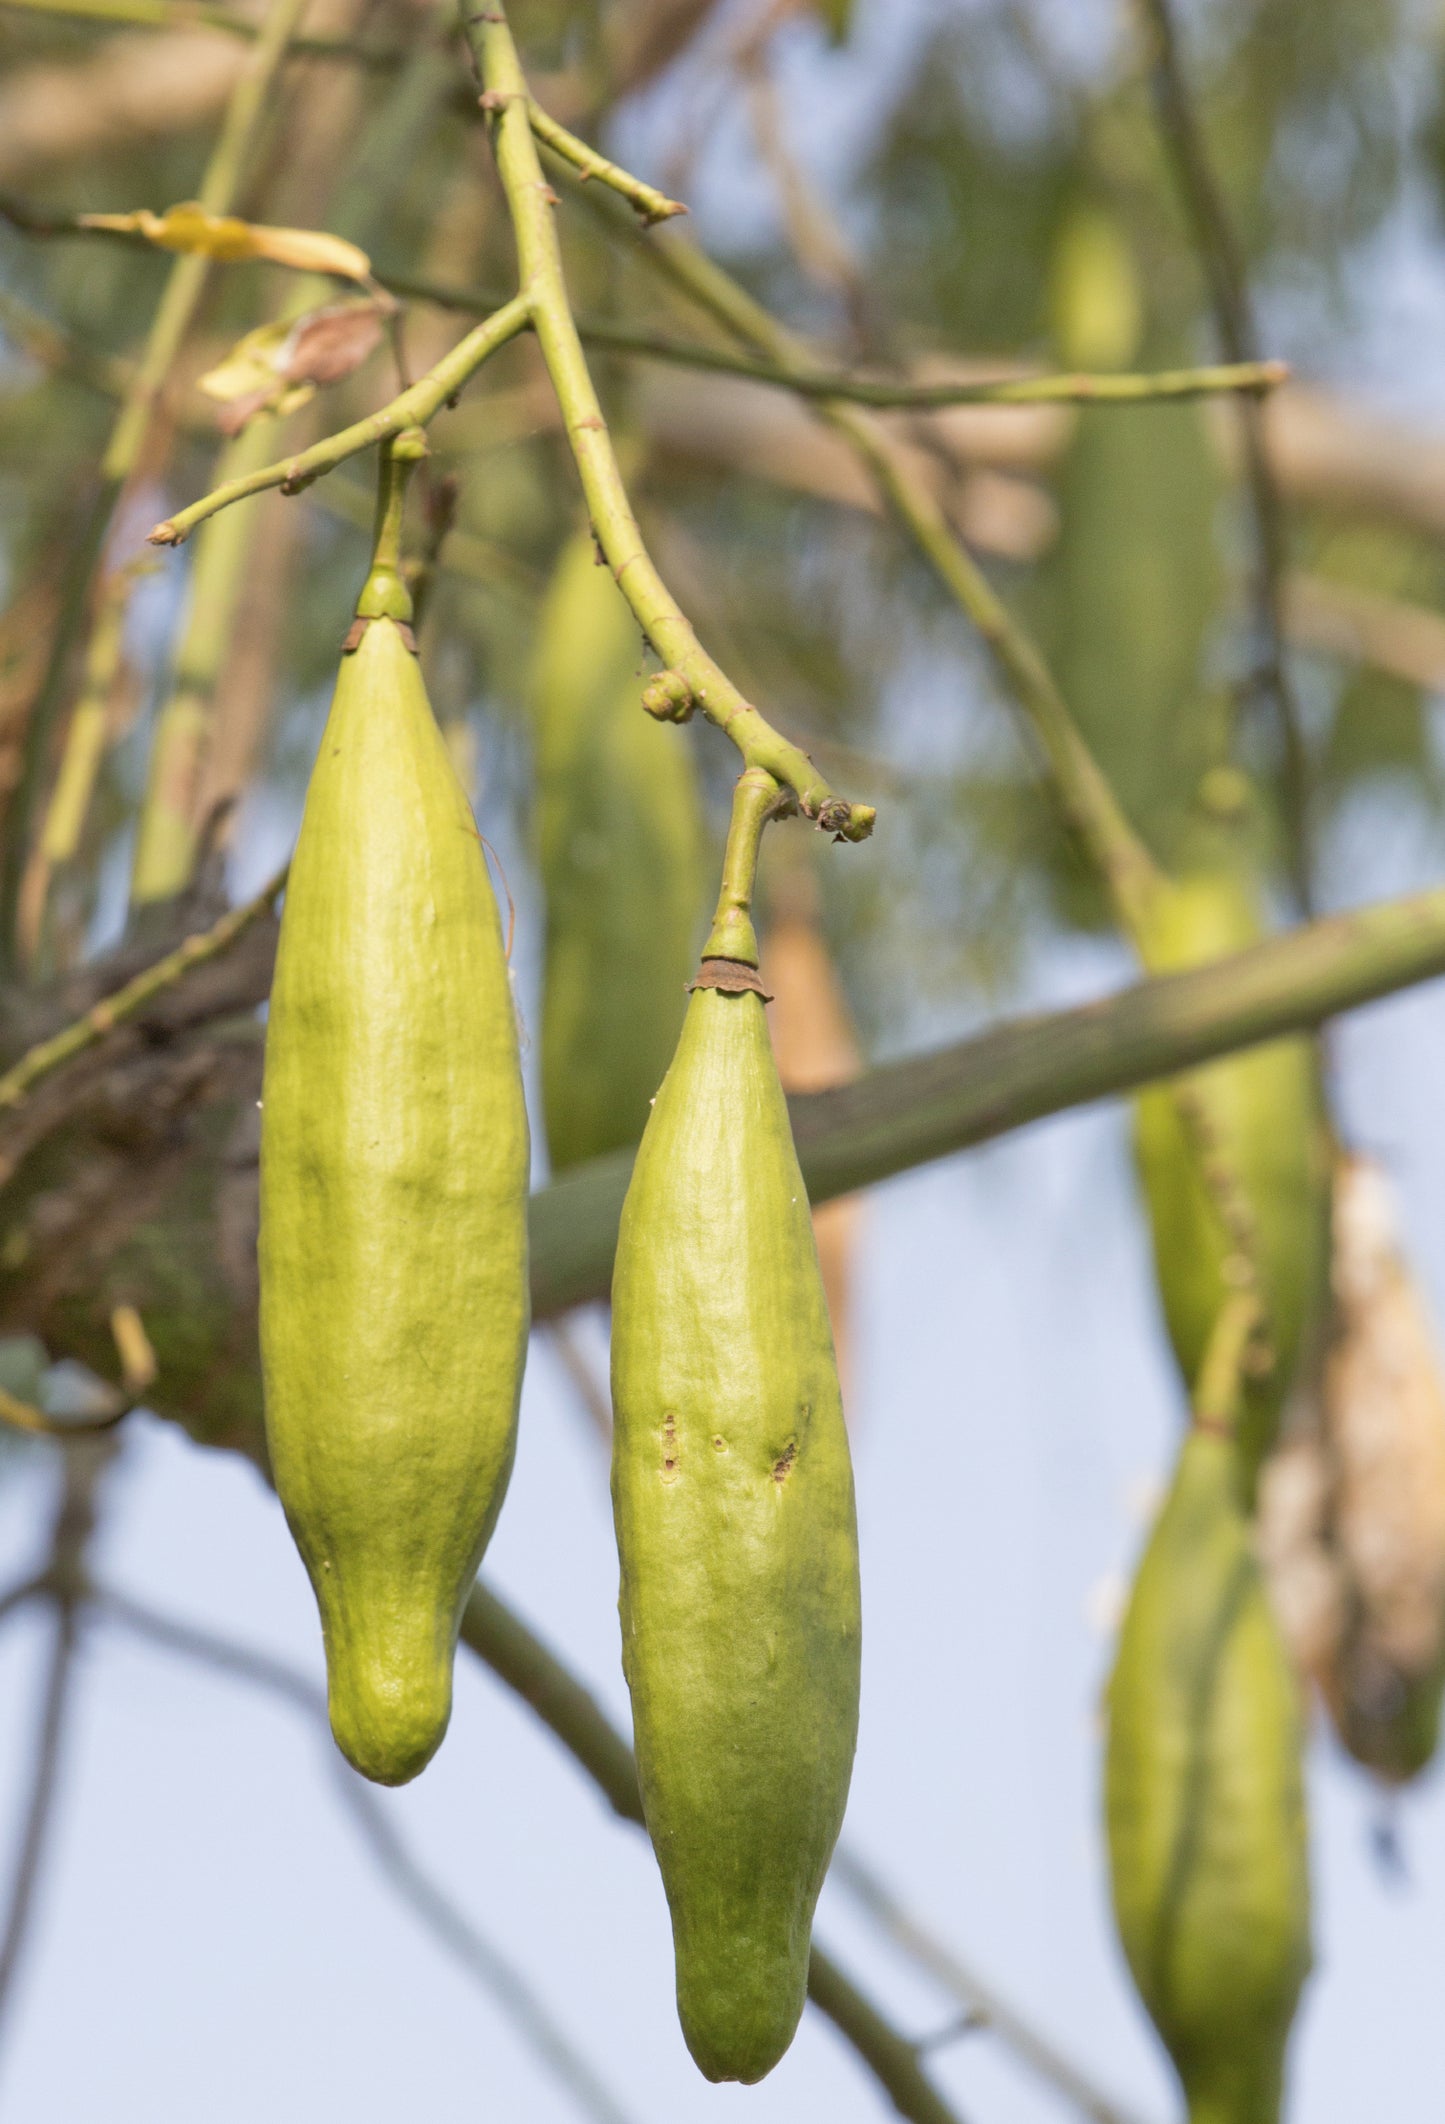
131;416;279;906
1106;1421;1312;2124
533;531;707;1171
1133;866;1329;1485
1044;205;1223;860
610;977;861;2084
260;610;529;1786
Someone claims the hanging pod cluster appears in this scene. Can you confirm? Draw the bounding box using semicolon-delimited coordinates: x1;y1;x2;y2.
611;770;862;2083
256;434;866;2074
1106;1298;1312;2124
531;528;707;1173
1132;850;1331;1487
259;431;529;1786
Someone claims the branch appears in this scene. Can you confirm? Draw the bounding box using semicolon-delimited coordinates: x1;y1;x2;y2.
1136;0;1314;912
558;176;1164;937
0;200;1292;413
0;860;288;1115
457;1586;969;2124
522;98;686;225
0;1444;110;2046
829;1847;1155;2124
102;1581;965;2124
0;0;405;66
146;297;531;545
387;265;1288;406
5;873;1445;1339
96;1592;639;2124
526;880;1445;1316
462;5;874;838
547;151;1308;1336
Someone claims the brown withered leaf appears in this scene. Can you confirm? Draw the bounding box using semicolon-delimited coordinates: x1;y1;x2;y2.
281;301;387;387
215;387;292;437
200;299;387;432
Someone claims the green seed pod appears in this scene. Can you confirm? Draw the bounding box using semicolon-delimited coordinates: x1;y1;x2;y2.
610;976;861;2084
532;531;707;1171
260;605;529;1787
1133;866;1330;1487
1042;206;1223;867
1106;1419;1312;2124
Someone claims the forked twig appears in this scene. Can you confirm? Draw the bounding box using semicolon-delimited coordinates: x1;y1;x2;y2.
0;861;289;1118
1136;0;1314;913
830;1846;1157;2124
97;1590;641;2124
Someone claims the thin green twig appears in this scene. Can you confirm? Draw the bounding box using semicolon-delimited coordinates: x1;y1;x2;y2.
0;860;288;1114
701;767;789;963
389;265;1287;405
146;297;530;545
579;191;1164;937
549;153;1296;1352
1136;0;1314;915
463;3;873;837
1;201;1290;411
522;97;687;225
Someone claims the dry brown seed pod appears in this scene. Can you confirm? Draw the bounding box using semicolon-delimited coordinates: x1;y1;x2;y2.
1259;1155;1445;1785
1319;1155;1445;1782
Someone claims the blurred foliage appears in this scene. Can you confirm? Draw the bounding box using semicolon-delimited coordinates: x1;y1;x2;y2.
0;0;1444;1049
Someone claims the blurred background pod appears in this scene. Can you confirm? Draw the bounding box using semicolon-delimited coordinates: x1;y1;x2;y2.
1132;842;1332;1491
130;416;284;908
1039;202;1226;882
1259;1154;1445;1785
530;525;708;1174
1106;1318;1312;2124
762;840;863;1401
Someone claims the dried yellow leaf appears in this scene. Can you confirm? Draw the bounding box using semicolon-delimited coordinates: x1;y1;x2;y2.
80;203;371;282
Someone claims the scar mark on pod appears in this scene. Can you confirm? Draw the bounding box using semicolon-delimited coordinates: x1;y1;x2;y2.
660;1413;680;1484
772;1441;797;1485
